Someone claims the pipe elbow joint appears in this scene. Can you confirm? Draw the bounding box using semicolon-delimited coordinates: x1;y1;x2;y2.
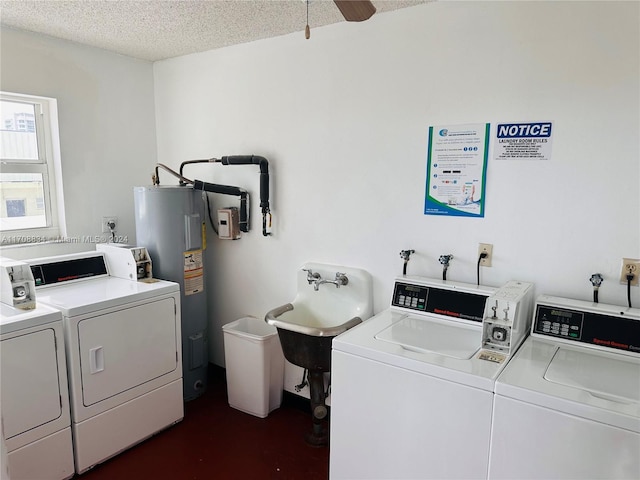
256;156;269;173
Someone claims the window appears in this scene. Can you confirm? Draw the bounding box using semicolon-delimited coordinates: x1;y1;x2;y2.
1;92;64;244
6;199;26;217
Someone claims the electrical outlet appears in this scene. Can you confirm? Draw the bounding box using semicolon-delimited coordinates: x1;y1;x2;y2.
102;216;118;233
619;258;640;286
478;243;493;267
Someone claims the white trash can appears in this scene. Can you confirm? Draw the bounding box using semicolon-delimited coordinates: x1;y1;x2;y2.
222;317;285;418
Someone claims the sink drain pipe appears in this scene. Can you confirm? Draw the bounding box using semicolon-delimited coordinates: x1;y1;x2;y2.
307;370;329;446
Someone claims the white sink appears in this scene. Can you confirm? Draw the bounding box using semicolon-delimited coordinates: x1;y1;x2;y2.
265;262;373;337
265;262;373;446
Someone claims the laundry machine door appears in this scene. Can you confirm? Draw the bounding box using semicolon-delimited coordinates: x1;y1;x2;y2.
1;328;62;439
78;297;179;406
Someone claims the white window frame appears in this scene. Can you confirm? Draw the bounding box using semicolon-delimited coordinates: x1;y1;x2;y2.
1;92;65;245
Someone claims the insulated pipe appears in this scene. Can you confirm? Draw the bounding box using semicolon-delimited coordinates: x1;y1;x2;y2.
218;155;271;236
178;158;218;185
192;180;249;232
176;155;272;236
219;155;270;210
154;163;250;232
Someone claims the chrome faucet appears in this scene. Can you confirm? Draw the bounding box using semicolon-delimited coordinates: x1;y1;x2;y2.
315;272;349;291
303;268;322;286
303;269;349;291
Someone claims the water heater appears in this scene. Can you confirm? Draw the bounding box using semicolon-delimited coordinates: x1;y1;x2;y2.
134;185;208;401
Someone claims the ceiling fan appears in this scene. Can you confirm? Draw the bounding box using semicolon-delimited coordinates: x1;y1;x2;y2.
305;0;376;39
333;0;376;22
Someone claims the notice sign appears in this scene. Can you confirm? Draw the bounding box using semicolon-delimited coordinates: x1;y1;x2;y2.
424;123;489;217
183;249;204;295
494;121;553;161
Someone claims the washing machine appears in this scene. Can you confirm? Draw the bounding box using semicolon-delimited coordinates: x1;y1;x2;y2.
488;295;640;479
1;302;74;480
329;276;534;479
27;251;184;474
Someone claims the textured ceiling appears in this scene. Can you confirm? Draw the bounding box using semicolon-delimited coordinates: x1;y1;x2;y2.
0;0;431;62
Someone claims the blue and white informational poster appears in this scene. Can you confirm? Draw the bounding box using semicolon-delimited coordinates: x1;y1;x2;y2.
493;121;553;161
424;123;489;217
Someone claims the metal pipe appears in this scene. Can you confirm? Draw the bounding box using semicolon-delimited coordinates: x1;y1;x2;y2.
178;158;219;185
153;163;193;185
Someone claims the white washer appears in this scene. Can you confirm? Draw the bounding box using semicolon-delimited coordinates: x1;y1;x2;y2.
1;302;74;480
489;295;640;480
27;252;184;474
330;276;533;480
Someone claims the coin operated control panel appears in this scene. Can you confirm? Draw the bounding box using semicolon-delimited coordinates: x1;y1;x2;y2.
96;243;153;281
390;280;490;323
532;295;640;356
479;280;535;363
0;257;37;309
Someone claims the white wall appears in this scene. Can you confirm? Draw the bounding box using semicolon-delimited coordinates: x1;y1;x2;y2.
0;27;157;259
154;0;640;392
1;2;637;397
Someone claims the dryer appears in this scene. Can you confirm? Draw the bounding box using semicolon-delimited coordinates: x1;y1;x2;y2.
489;296;640;479
1;302;74;480
329;277;533;479
27;252;184;474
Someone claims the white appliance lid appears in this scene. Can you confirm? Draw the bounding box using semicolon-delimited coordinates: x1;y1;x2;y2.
375;316;480;359
544;347;640;403
333;276;506;391
0;303;63;334
333;310;507;392
495;338;640;432
35;276;179;316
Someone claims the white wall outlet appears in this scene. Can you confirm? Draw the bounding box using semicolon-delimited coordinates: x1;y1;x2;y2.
478;243;493;267
102;216;118;233
619;258;640;286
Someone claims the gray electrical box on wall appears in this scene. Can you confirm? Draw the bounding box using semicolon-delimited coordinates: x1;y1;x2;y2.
218;208;241;240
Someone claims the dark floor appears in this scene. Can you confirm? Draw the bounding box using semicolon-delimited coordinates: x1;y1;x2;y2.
75;367;329;480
